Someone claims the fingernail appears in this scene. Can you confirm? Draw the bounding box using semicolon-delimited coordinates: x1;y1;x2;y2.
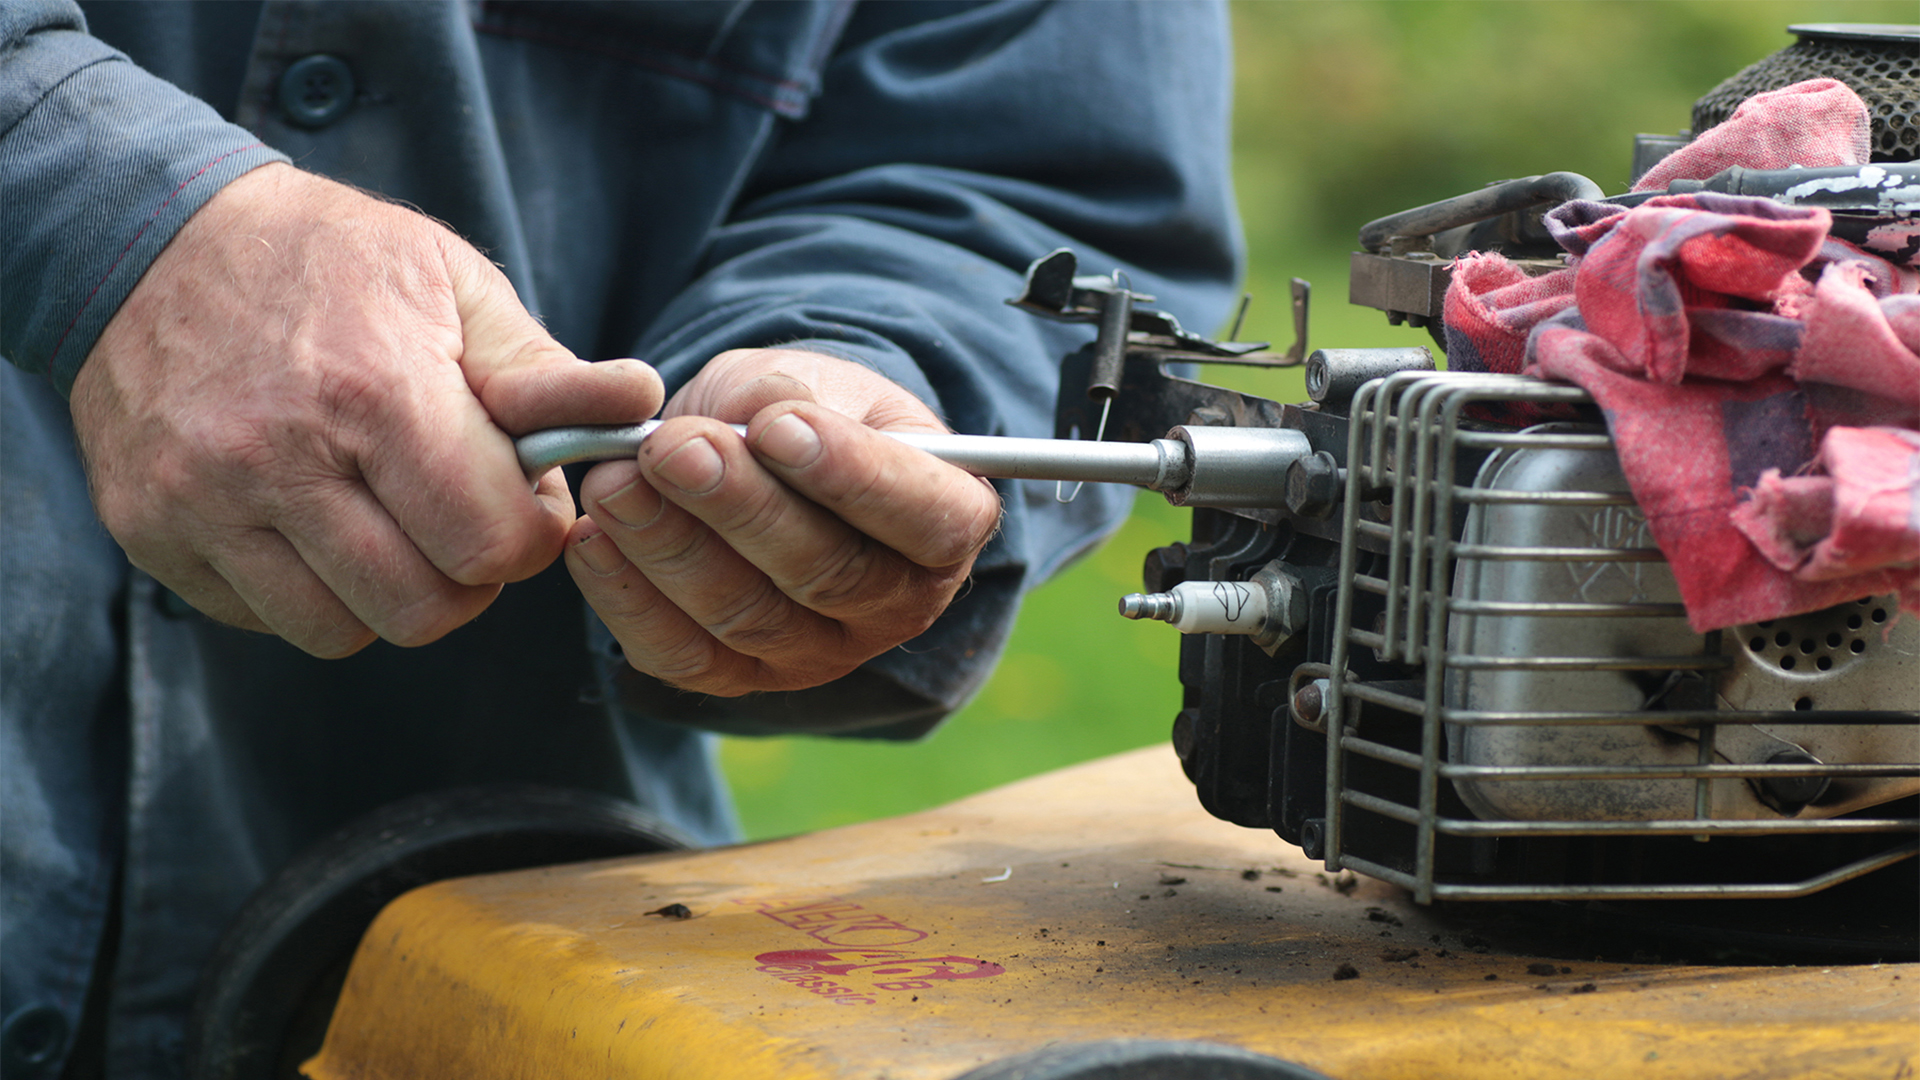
573;530;627;577
597;480;662;529
755;412;822;468
651;437;724;493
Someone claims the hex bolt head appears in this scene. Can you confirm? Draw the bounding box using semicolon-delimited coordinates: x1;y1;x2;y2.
1292;680;1327;730
1758;748;1830;813
1285;452;1342;518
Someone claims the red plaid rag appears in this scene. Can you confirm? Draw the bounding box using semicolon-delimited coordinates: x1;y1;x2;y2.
1441;79;1919;630
1632;78;1872;194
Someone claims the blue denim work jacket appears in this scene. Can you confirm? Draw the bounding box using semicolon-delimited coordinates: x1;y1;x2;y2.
0;1;1240;1073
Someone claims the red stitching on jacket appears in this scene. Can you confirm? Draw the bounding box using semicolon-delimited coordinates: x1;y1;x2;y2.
46;142;269;379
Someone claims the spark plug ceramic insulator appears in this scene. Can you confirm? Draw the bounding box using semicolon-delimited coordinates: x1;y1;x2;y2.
1119;580;1269;636
1119;561;1310;654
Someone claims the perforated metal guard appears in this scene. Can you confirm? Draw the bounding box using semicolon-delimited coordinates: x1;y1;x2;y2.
1323;371;1920;903
1693;25;1919;162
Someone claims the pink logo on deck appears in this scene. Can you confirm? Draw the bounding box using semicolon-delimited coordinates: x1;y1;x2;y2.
736;896;1006;1004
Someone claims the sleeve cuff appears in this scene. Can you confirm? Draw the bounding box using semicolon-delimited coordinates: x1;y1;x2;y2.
1;32;289;392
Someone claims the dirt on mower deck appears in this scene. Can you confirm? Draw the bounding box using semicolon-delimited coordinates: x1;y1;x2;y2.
306;746;1919;1080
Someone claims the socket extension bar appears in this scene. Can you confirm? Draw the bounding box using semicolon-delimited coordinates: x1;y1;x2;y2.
516;421;1311;510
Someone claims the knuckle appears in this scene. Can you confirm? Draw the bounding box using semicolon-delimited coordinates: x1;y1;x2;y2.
709;479;793;545
915;522;988;573
439;515;552;584
99;419;285;541
643;633;733;692
913;477;1002;569
752;656;861;695
578;579;736;692
703;578;819;657
300;623;379;659
787;536;891;612
379;615;447;650
503;333;578;374
377;586;490;648
633;517;717;578
272;595;380;657
863;564;970;646
89;481;156;546
819;449;899;518
196;595;272;635
704;349;763;377
314;356;395;433
203;428;313;511
875;577;956;645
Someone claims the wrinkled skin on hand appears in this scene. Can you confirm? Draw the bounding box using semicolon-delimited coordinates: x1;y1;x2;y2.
564;348;1004;696
71;163;664;657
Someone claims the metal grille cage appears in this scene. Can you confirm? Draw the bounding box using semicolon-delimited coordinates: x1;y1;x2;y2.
1322;371;1920;903
1693;24;1919;162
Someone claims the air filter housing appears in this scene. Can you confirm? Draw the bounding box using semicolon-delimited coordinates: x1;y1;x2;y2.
1692;23;1919;162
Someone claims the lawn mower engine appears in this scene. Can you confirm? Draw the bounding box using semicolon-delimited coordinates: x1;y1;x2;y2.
1026;23;1920;946
1031;254;1918;915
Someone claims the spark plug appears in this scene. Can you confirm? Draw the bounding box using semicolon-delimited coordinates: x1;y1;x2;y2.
1120;561;1310;653
1120;581;1269;634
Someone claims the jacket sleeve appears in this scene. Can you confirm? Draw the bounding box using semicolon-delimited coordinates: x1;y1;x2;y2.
0;0;286;394
608;0;1243;737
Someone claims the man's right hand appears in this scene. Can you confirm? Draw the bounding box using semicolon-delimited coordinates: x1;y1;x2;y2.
69;163;664;657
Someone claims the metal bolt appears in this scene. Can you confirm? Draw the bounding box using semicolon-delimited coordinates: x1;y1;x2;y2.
1758;749;1830;813
1292;680;1327;730
1285;451;1342;518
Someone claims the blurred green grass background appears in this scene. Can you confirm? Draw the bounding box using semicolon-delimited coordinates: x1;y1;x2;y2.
720;0;1912;840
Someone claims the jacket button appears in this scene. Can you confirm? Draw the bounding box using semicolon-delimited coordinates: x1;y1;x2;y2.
278;54;356;128
1;1004;69;1077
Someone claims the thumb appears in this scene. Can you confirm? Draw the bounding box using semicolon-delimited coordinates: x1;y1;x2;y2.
442;240;664;435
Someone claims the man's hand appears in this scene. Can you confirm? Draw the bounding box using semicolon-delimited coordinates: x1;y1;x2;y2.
70;163;663;657
565;348;1003;696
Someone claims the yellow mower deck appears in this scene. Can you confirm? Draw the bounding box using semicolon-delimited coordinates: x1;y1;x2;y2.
306;747;1917;1080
